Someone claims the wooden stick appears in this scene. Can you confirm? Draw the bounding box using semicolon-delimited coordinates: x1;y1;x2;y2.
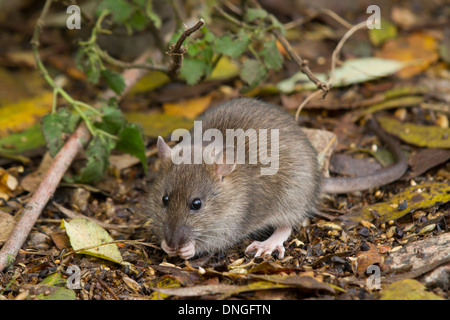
167;19;205;77
0;124;90;270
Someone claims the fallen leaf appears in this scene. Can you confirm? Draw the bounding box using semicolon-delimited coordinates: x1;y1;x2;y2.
408;148;450;178
355;243;382;277
163;95;212;119
20;152;53;192
247;274;336;294
0;210;16;245
37;272;76;301
346;182;450;224
125;112;192;138
50;231;71;250
368;19;397;47
0;123;46;156
62;218;124;264
375;32;439;78
277;58;404;93
377;116;450;148
380;279;444;300
0;169;19;201
356;96;424;120
148;276;182;300
128;70;170;95
150;264;202;286
151;283;238;297
207;56;240;81
0;92;53;138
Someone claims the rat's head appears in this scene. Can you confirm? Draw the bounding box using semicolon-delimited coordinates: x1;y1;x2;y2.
146;137;245;259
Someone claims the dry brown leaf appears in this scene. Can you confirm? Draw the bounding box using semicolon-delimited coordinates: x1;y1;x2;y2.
0;210;16;245
355;243;382;277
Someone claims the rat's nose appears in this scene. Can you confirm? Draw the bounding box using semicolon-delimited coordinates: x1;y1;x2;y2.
164;224;191;250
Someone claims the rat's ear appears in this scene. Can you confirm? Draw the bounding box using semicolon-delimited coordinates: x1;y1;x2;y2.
213;146;236;179
214;162;236;179
157;136;172;161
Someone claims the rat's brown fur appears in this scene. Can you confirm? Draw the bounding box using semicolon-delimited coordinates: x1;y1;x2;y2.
145;98;321;257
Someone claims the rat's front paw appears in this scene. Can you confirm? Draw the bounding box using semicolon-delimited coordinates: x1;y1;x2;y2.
245;240;285;259
161;240;177;256
177;241;196;260
161;240;196;260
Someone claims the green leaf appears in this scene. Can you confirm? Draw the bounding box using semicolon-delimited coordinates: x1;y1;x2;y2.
76;49;102;84
77;135;115;183
116;123;148;174
0;123;45;155
36;273;76;301
368;19;397;47
101;69;125;95
180;58;208;85
42;108;81;157
129;9;148;31
240;59;267;87
260;39;283;71
42;287;77;300
62;218;124;264
86;65;101;84
95;103;126;135
246;8;268;22
97;0;132;23
215;33;250;58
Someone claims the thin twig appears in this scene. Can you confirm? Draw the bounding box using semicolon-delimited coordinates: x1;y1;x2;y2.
167;19;205;77
97;45;168;72
295;89;324;122
328;20;367;86
273;29;331;93
297;20;367;120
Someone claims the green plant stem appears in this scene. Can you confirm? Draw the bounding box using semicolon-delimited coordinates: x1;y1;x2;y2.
248;44;264;66
72;104;97;137
96;44;168;72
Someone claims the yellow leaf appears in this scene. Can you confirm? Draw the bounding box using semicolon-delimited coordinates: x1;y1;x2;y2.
375;32;439;78
128;71;170;95
0;92;53;138
346;182;450;224
380;279;444;300
163;95;212;119
377;116;450;148
207;56;239;81
125;112;192;138
62;218;123;264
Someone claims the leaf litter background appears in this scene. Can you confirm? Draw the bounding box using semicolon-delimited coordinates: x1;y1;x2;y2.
0;0;449;300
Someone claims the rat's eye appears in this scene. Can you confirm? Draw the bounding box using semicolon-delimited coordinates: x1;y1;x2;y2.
190;198;202;210
162;194;169;206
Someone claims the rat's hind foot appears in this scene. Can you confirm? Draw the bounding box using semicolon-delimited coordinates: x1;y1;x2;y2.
245;226;291;259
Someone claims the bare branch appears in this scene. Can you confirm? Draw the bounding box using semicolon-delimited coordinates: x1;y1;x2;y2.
167;18;205;77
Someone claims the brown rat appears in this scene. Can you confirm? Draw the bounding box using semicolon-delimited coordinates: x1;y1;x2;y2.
144;97;407;259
